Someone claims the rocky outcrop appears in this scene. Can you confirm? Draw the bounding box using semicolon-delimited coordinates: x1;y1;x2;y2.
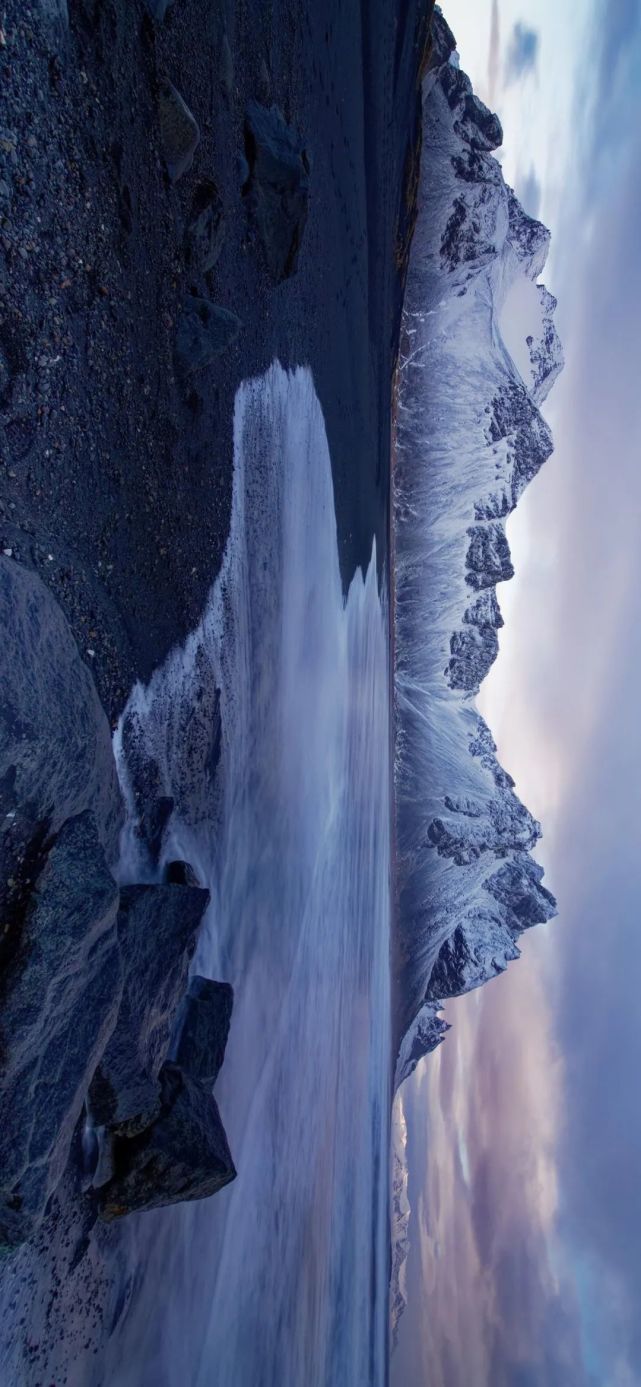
100;1063;235;1220
98;978;236;1220
0;813;122;1247
426;913;520;1001
395;1004;450;1088
89;884;210;1136
0;559;233;1247
0;556;123;954
528;285;564;405
390;1096;410;1349
393;10;561;1081
243;101;309;280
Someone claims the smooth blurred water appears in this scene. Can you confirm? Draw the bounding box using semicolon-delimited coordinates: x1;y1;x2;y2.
107;364;391;1387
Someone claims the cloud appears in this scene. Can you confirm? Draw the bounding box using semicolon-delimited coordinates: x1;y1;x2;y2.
487;0;501;109
515;166;542;219
504;21;539;84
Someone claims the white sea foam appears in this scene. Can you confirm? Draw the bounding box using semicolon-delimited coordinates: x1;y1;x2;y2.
104;363;391;1386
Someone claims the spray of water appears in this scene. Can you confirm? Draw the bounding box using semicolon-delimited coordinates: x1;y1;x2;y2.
103;363;391;1387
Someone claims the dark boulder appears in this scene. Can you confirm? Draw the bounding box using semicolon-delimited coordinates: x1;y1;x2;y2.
184;180;226;275
164;859;201;887
0;557;123;950
158;80;200;183
175;297;241;376
174;976;233;1086
0;813;122;1248
100;1063;235;1219
243;101;309;281
89;883;209;1136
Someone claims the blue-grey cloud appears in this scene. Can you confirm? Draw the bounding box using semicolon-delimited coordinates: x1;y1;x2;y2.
504;22;539;84
487;0;501;109
516;169;541;221
515;166;541;219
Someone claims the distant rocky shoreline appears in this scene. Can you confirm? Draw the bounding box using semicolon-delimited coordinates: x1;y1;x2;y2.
392;9;561;1082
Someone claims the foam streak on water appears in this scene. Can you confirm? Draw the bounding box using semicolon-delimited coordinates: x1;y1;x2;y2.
107;364;391;1387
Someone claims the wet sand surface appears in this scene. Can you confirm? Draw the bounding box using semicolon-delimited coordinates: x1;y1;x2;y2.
0;0;431;719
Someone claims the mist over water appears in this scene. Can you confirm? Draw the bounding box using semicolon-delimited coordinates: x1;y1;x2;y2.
107;365;391;1386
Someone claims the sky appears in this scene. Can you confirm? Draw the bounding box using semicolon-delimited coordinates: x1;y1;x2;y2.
394;3;641;1384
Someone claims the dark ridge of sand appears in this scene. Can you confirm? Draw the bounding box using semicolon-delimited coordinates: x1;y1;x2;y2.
0;0;431;723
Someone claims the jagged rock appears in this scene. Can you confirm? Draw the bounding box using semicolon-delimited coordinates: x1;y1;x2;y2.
89;883;209;1136
447;622;499;692
447;591;504;691
158;80;200;183
175;297;241;376
0;813;122;1247
243;101;309;281
174;976;233;1086
425;8;456;74
486;855;557;931
506;187;550;278
465;522;514;590
100;1063;235;1219
395;1003;450;1088
527;285;565;405
427;913;520;1001
463;94;502;151
0;557;122;955
184;181;225;275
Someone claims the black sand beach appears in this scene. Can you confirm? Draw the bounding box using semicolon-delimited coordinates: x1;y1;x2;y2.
1;0;431;722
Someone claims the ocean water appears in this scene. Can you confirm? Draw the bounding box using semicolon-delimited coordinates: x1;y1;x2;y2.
105;364;391;1386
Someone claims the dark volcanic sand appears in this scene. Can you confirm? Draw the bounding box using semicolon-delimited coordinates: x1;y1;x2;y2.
0;0;430;722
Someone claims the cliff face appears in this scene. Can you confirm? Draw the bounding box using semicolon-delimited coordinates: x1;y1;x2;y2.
393;11;562;1087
